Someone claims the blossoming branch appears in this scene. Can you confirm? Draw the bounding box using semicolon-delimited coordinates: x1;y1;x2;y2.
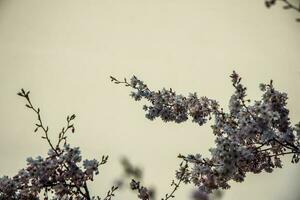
111;71;300;199
0;89;117;200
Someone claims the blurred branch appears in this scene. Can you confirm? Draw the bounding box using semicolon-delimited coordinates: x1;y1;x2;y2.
265;0;300;22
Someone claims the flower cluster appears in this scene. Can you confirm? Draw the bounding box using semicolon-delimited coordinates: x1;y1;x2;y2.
110;76;219;125
114;157;155;200
191;189;222;200
130;180;151;200
112;71;300;196
0;89;115;200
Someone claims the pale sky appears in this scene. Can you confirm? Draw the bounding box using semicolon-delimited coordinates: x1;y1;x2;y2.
0;1;299;200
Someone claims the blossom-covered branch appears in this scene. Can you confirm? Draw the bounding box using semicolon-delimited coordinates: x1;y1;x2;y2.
111;71;300;194
109;76;219;126
0;89;117;200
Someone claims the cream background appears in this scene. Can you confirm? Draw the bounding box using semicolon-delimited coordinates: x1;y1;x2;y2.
0;0;299;199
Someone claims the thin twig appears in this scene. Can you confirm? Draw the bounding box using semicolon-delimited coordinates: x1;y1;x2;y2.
161;161;188;200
